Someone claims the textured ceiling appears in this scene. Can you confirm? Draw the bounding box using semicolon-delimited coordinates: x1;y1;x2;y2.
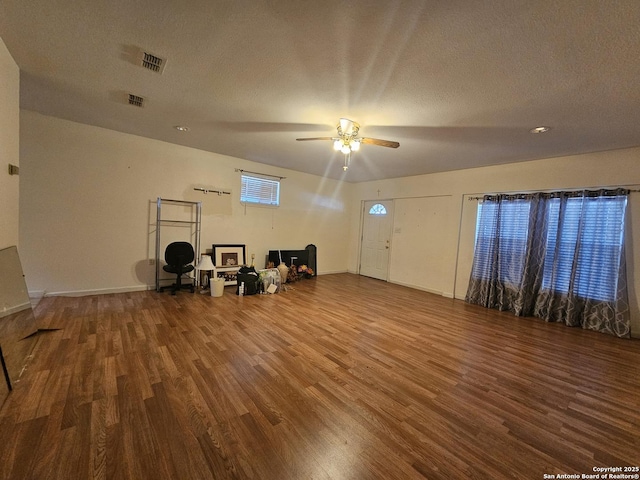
1;1;639;182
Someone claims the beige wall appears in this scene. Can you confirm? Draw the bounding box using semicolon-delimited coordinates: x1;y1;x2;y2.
16;106;640;335
349;147;640;335
19;111;350;295
0;38;20;249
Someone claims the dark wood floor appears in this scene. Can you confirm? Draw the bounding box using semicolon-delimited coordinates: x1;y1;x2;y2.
1;273;639;479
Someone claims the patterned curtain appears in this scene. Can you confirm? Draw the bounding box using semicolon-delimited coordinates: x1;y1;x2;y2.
466;189;630;338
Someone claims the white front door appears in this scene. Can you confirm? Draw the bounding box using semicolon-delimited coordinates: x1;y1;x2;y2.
359;200;393;280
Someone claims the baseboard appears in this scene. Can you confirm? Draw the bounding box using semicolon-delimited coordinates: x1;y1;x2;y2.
388;279;448;297
317;270;349;275
43;285;152;297
28;290;46;300
1;302;32;317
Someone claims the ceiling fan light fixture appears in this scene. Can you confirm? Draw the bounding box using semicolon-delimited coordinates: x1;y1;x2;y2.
296;118;398;172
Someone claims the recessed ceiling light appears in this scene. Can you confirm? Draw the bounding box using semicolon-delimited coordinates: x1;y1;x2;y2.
529;126;551;134
174;125;190;132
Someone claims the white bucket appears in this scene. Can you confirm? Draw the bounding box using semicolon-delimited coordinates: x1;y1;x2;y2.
211;278;225;297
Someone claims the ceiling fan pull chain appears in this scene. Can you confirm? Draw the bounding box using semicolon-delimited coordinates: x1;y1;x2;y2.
343;152;351;171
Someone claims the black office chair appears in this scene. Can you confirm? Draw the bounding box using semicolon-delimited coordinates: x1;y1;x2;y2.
162;241;195;294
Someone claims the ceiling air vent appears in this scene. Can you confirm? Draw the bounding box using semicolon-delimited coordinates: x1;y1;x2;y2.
128;94;145;107
138;50;167;74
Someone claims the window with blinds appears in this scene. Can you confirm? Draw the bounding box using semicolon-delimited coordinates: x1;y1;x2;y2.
472;194;627;302
541;196;627;301
472;199;531;285
240;174;280;206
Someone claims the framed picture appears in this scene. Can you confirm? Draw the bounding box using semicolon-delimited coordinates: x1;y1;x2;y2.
214;266;240;286
212;244;246;267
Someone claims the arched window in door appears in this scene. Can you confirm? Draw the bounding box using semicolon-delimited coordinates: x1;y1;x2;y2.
368;203;387;215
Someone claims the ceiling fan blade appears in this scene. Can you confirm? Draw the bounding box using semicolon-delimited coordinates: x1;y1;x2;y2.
361;137;400;148
296;137;334;141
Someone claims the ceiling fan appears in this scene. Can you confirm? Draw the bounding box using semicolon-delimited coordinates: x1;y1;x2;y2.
296;118;400;171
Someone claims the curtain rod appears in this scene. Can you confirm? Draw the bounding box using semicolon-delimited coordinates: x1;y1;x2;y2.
235;168;286;180
193;187;231;196
467;186;640;201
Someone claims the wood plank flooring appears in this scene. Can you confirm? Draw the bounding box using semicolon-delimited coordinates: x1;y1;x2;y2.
1;273;639;479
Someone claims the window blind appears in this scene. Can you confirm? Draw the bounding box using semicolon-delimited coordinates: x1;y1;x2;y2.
472;193;627;303
542;196;627;301
472;199;531;285
240;174;280;206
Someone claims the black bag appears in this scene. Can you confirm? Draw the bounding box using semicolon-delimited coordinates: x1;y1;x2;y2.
236;266;260;295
